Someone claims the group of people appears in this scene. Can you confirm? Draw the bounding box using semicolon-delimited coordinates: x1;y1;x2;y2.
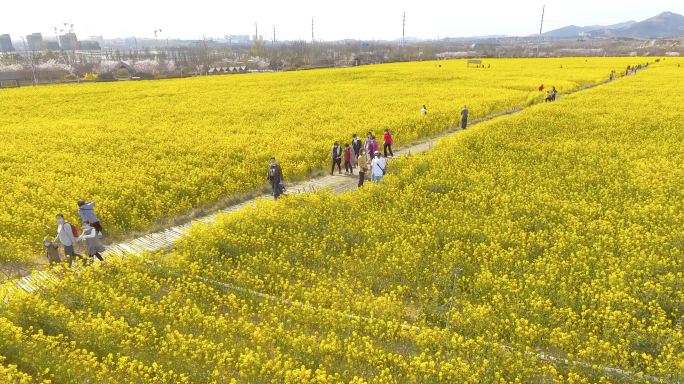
44;200;106;267
330;130;393;186
626;63;649;76
421;105;469;130
540;85;557;102
267;105;473;199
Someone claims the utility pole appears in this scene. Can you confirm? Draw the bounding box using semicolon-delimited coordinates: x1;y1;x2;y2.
402;12;406;47
538;5;545;58
311;17;314;43
272;25;277;71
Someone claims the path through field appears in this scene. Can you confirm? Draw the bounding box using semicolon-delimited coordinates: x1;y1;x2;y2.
101;81;594;257
11;71;643;292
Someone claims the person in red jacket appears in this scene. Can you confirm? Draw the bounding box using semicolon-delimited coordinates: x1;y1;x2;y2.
383;129;394;157
344;144;353;174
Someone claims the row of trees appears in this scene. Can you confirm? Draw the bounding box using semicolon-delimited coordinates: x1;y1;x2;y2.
1;37;681;83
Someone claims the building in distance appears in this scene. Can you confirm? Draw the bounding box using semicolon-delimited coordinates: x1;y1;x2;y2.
226;35;251;43
0;34;15;52
80;41;101;50
59;33;79;50
26;33;45;51
45;41;60;50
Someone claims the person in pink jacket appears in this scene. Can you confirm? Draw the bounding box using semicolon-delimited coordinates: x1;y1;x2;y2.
365;135;379;161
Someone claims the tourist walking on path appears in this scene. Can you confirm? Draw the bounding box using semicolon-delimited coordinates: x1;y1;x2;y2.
365;136;379;161
357;149;368;187
77;200;103;237
351;134;361;168
421;105;427;115
77;221;105;264
610;72;614;81
344;144;353;174
383;129;394;157
461;106;469;129
43;237;62;264
54;214;81;267
267;157;284;201
371;151;388;183
331;142;342;175
364;133;373;161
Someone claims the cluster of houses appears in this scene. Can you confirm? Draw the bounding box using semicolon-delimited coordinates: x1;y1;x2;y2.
206;66;248;74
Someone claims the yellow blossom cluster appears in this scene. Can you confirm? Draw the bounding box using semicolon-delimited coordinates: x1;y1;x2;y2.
0;58;637;262
0;59;680;382
172;61;684;381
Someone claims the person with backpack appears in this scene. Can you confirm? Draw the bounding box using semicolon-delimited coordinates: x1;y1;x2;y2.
53;213;82;267
43;237;62;264
371;151;388;183
357;149;368;187
76;220;106;264
267;157;284;201
383;129;394;157
330;142;342;175
343;144;353;174
461;106;469;129
77;200;103;237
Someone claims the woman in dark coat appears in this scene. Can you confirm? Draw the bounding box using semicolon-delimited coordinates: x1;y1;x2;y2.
267;157;284;201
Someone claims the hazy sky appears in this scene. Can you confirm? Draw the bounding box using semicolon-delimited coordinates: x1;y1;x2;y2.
4;1;683;41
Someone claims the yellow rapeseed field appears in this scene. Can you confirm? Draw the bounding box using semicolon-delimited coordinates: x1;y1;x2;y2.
0;58;638;261
0;59;681;382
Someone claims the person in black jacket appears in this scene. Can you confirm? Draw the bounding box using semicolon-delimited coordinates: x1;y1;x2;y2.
352;134;362;168
267;157;284;201
330;142;342;175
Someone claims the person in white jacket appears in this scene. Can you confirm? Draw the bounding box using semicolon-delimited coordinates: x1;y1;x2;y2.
54;213;80;266
76;220;106;264
371;151;388;183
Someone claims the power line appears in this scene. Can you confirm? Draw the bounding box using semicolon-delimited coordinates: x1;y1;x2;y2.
538;5;545;58
402;12;406;47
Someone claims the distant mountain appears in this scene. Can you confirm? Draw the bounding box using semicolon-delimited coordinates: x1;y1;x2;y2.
542;21;636;37
589;12;684;38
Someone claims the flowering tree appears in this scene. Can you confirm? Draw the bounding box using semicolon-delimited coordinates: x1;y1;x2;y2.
0;63;24;73
94;61;120;74
166;60;176;73
133;59;159;74
36;60;74;73
257;59;270;70
435;51;477;59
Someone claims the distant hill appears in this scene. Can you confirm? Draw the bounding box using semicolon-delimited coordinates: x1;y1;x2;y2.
542;21;636;37
589;12;684;38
